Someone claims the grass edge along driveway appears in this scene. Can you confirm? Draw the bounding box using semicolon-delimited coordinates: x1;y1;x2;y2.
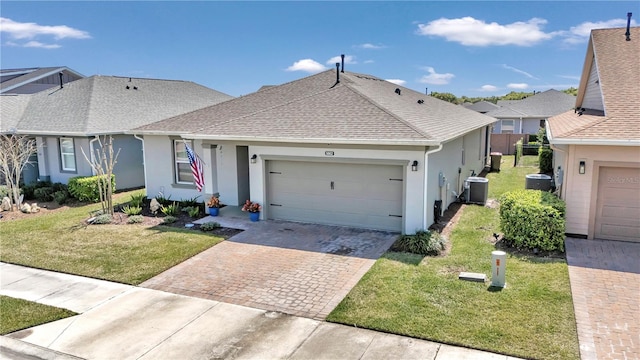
1;295;77;335
327;156;579;360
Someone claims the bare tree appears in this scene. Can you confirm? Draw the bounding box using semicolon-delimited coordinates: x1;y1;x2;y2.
0;134;38;210
81;135;120;215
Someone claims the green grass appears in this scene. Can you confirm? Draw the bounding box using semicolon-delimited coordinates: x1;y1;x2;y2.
328;155;579;360
1;296;76;335
0;190;224;285
518;154;540;168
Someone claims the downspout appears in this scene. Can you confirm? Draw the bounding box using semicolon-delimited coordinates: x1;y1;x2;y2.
423;143;444;229
89;137;98;176
546;121;566;198
134;134;147;191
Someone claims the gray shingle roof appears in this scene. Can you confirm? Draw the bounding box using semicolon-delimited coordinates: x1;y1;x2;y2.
486;89;576;118
462;100;500;113
134;70;496;145
0;94;31;132
2;75;233;136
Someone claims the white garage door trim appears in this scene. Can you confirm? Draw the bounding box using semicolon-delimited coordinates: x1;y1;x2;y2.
594;166;640;242
266;160;404;231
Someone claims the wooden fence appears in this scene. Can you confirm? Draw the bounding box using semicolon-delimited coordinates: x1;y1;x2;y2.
490;134;527;155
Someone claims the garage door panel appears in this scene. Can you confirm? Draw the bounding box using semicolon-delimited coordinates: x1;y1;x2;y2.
595;167;640;242
267;161;403;232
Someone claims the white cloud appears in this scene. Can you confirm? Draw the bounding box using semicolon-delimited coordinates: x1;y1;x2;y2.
480;85;498;92
562;18;637;44
286;59;328;73
0;17;90;40
507;83;529;89
23;41;61;49
385;79;406;86
418;67;455;85
417;17;554;46
364;60;374;64
502;64;539;80
356;43;385;50
326;55;356;65
557;75;581;81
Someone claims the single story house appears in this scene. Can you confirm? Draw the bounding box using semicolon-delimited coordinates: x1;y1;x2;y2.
0;75;233;189
1;67;84;94
547;26;639;242
132;68;496;233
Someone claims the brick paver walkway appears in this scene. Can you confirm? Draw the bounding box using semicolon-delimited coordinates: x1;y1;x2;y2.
141;218;397;320
565;238;640;360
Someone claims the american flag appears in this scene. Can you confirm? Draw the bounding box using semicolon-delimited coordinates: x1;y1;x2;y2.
184;142;205;192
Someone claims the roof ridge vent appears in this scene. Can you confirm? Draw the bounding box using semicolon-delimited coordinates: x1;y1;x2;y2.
395;88;401;95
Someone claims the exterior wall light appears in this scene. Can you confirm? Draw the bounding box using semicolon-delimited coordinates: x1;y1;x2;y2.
578;160;586;174
251;154;257;164
411;160;418;172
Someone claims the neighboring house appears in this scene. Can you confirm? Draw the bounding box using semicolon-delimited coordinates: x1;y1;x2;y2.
486;89;576;135
461;100;500;114
132;69;496;233
1;67;84;94
0;75;233;189
547;26;640;242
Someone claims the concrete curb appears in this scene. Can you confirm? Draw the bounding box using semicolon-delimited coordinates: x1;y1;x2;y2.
1;336;85;360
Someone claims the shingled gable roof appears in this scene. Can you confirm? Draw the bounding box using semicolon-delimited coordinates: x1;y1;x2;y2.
0;67;85;94
2;75;233;136
133;70;496;146
548;27;640;144
485;89;576;118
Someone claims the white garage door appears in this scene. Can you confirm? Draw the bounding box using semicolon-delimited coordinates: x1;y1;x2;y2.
594;167;640;242
266;161;403;231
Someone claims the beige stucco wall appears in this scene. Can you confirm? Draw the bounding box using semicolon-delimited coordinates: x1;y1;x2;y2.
559;144;640;237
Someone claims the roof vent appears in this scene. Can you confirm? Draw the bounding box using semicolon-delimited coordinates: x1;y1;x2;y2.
417;99;424;104
58;72;64;89
133;86;138;90
341;54;345;73
335;63;340;83
126;85;130;90
625;12;632;41
395;88;401;95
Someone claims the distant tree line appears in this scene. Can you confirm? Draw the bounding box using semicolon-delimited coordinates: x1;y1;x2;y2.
429;87;578;104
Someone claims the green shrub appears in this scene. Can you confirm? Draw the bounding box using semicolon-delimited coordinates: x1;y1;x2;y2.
391;230;447;256
0;185;9;199
91;214;113;224
155;192;172;206
122;205;142;216
127;215;144;224
499;189;565;252
162;215;176;224
539;147;553;174
182;206;201;218
33;187;54;202
68;175;116;202
129;193;145;207
53;190;69;205
200;221;221;231
181;196;202;208
161;202;180;216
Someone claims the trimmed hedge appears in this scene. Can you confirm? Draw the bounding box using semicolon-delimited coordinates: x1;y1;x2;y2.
68;175;116;203
538;146;553;174
499;189;566;252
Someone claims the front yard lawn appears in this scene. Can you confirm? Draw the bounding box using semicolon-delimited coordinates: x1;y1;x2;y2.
0;190;225;285
327;156;579;360
1;296;76;335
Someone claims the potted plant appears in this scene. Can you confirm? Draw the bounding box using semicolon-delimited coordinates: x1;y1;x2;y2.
241;199;262;222
206;196;223;216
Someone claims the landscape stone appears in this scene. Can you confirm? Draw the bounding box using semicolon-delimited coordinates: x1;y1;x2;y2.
20;203;31;213
1;197;11;211
150;198;161;214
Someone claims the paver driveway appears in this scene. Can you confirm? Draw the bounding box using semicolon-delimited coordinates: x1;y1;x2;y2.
141;217;397;320
565;238;640;360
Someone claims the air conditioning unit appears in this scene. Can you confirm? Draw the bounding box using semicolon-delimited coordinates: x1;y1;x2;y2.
465;176;489;205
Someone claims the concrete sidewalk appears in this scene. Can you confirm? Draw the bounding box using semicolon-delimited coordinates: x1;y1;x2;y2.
1;263;522;360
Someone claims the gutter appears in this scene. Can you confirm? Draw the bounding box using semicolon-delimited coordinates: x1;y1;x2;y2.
185;134;441;147
423;143;444;229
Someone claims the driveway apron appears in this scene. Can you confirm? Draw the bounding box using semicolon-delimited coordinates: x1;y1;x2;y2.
141;218;398;320
565;238;640;360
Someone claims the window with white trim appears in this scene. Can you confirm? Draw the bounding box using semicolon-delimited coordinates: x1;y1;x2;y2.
501;119;515;134
59;138;76;171
174;140;193;184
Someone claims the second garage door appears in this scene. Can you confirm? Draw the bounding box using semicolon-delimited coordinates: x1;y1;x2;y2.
266;161;403;231
594;166;640;242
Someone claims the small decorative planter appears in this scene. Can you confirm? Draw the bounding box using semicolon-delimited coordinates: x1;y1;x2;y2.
208;207;219;216
249;211;260;222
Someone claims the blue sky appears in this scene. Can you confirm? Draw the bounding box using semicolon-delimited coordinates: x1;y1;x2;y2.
1;1;637;97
